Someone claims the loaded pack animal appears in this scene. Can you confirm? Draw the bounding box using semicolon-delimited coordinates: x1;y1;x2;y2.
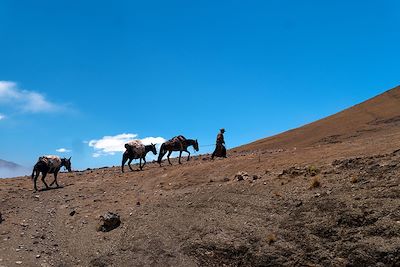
31;155;72;192
157;135;199;165
121;140;157;172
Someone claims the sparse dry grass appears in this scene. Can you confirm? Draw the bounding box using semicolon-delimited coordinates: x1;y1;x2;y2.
309;176;321;189
306;165;320;176
266;233;277;245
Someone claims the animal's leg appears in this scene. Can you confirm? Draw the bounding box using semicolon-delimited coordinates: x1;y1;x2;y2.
41;172;49;189
185;150;191;161
167;151;173;165
159;151;166;165
157;144;165;165
128;158;134;172
178;151;182;164
121;153;128;173
141;157;146;170
49;172;59;187
157;152;163;165
33;171;40;192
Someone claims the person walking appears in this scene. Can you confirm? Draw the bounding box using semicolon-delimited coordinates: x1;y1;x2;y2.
211;128;227;159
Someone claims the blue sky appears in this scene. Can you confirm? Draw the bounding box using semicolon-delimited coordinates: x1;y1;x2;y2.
0;0;399;175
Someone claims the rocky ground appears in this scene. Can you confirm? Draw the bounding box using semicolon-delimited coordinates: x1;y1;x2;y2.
1;87;399;266
0;137;399;266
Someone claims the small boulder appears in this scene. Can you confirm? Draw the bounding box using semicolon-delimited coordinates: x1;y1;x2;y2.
97;212;121;232
235;171;249;181
295;201;303;207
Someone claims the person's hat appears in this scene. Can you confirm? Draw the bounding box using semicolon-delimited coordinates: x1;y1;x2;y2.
220;128;225;132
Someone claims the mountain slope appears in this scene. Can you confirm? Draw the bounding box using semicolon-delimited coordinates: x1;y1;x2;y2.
0;159;21;169
236;85;400;152
0;85;399;266
0;159;29;178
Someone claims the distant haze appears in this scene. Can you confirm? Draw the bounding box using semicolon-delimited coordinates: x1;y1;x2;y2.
0;159;30;178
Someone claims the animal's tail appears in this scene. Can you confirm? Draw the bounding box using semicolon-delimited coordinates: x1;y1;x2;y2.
31;165;36;180
157;143;166;164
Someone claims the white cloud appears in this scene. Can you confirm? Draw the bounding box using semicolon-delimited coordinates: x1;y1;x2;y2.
0;114;5;120
89;133;137;154
56;148;71;153
88;133;166;157
0;81;62;113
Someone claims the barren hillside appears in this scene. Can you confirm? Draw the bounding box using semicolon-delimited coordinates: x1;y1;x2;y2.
237;86;400;152
0;86;399;267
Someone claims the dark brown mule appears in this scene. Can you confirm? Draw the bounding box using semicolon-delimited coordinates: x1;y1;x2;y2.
121;143;157;172
31;156;72;192
157;136;199;165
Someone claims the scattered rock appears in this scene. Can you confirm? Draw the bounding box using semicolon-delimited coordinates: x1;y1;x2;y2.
69;210;76;216
235;171;249;181
97;212;121;232
136;201;141;206
252;175;259;180
279;166;321;178
295;201;303;207
278;167;303;178
0;212;2;224
222;177;230;182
